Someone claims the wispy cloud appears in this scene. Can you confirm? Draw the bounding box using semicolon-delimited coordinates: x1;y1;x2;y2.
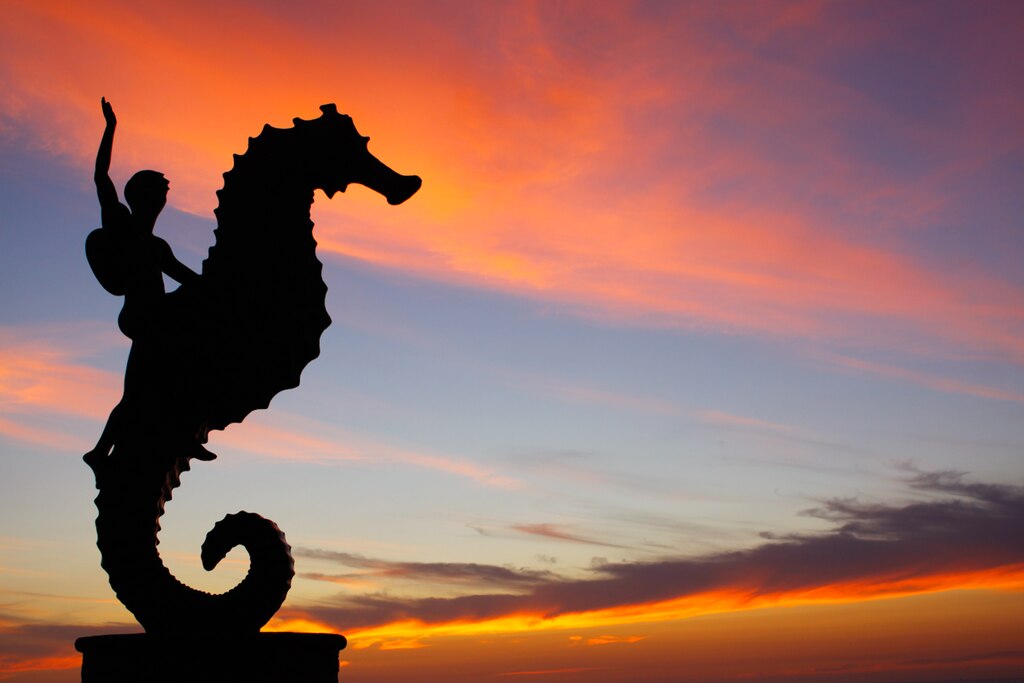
826;352;1024;403
514;376;688;419
507;372;862;464
0;653;80;678
215;419;366;464
498;666;608;677
696;410;796;435
576;634;645;646
0;331;120;421
0;325;517;488
295;547;555;589
0;325;122;451
511;524;629;550
219;412;519;489
0;417;85;452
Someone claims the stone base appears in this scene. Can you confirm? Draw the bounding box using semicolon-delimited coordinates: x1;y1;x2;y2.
76;632;347;683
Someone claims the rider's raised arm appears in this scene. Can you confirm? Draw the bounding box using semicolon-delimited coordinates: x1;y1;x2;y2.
95;98;122;219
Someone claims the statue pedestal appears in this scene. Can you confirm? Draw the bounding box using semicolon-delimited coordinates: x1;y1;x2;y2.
76;632;346;683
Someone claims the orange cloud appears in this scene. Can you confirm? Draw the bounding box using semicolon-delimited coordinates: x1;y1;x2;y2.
3;1;1024;367
498;666;607;677
583;635;645;646
9;591;1023;681
263;615;336;635
0;653;80;677
324;565;1024;650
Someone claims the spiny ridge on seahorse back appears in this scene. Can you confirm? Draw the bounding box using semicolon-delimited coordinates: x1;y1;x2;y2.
191;110;341;434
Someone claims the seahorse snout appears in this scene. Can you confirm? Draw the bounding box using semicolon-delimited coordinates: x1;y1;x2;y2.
386;174;422;205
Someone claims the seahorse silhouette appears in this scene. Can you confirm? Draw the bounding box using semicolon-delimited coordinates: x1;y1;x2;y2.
86;104;421;634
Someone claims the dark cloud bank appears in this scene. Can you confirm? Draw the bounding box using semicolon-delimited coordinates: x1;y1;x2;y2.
5;470;1020;674
289;470;1024;630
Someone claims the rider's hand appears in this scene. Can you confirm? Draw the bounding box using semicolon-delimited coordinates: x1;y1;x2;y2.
101;97;116;127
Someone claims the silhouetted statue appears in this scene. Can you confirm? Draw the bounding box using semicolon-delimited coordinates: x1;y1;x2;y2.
81;100;421;637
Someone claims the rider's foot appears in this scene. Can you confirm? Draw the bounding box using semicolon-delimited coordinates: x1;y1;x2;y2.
190;442;217;461
83;448;107;470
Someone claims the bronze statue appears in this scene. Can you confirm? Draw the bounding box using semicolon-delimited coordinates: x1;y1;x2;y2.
82;99;421;635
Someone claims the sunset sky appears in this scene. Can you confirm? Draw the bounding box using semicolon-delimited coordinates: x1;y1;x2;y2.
2;1;1023;681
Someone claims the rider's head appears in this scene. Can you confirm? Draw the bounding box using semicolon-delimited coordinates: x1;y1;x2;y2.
125;170;169;223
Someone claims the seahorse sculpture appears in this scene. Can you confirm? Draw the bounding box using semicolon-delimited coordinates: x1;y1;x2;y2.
86;104;421;634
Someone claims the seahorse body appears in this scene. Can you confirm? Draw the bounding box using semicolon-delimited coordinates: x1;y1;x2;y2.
90;105;421;634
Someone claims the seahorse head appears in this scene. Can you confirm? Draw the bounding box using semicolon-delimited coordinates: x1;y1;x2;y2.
296;103;422;205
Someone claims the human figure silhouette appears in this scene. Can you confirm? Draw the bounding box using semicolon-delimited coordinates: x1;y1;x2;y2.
83;98;213;468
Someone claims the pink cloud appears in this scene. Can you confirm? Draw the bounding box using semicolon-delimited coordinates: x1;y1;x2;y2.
218;412;519;489
2;2;1023;366
825;353;1024;404
583;635;645;646
512;523;626;549
0;417;85;452
0;325;123;449
696;411;796;435
0;342;119;421
0;325;516;487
